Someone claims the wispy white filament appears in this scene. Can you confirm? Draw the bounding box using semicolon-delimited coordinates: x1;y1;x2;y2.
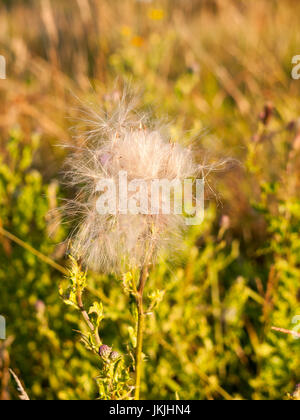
63;95;204;272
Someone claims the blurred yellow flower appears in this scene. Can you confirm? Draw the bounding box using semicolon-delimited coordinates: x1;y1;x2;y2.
131;36;145;47
121;26;132;37
148;9;164;21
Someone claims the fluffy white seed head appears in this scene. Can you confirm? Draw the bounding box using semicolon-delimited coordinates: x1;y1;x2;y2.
63;97;202;273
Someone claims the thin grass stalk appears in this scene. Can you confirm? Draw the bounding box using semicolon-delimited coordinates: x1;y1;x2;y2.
134;244;154;400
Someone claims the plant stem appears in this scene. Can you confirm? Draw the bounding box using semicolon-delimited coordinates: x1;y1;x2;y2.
9;369;30;401
271;326;300;339
134;262;149;400
77;289;101;347
135;294;145;400
0;226;68;275
0;227;111;305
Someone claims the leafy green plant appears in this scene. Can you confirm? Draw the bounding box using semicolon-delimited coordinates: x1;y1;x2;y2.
1;0;300;401
59;256;133;400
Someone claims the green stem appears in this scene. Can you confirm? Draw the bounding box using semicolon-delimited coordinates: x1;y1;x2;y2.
77;289;101;347
0;226;68;275
134;260;151;400
135;293;145;400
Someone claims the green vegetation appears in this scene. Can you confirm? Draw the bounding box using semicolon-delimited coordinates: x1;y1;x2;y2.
0;0;299;400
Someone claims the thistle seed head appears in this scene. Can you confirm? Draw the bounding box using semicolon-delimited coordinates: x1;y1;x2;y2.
63;94;205;273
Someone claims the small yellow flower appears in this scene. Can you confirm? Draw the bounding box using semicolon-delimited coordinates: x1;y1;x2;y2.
131;36;145;47
121;26;132;38
148;8;164;21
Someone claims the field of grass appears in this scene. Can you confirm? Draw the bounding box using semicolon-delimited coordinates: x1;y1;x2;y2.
0;0;300;400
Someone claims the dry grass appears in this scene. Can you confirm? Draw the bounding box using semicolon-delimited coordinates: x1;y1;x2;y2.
1;0;300;400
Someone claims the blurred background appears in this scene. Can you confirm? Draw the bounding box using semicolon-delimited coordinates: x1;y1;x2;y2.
0;0;300;400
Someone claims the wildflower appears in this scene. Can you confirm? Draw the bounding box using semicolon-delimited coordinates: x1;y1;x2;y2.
63;94;203;273
121;26;132;38
131;36;145;48
99;344;112;359
110;351;120;361
148;9;164;21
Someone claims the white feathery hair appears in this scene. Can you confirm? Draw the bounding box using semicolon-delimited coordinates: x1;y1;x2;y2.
63;95;203;273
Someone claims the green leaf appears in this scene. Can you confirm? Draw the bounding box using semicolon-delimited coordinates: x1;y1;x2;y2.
89;301;104;328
